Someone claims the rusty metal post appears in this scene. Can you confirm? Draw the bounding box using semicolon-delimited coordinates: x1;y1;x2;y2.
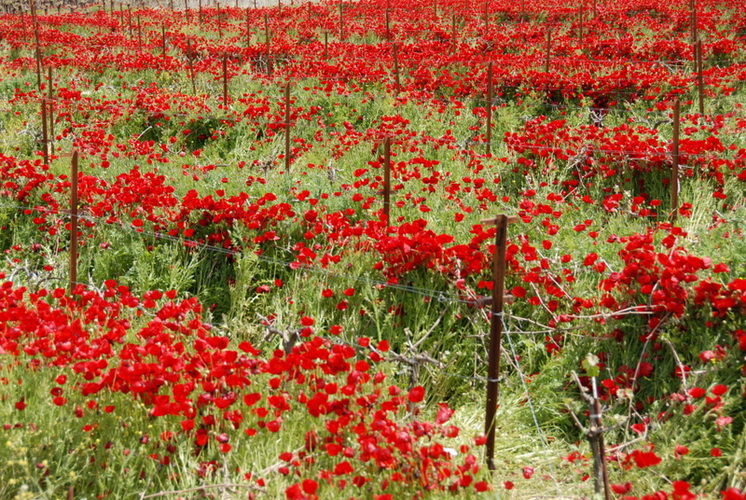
187;39;196;94
385;7;390;39
324;30;328;59
284;83;291;170
392;43;400;95
69;151;79;296
451;13;456;48
222;52;229;106
33;19;42;91
246;7;251;47
481;214;518;470
689;0;696;44
696;40;704;117
161;23;167;58
265;13;271;75
544;26;551;74
383;137;391;224
47;67;54;155
671;99;680;220
40;98;48;164
579;2;583;49
486;63;493;156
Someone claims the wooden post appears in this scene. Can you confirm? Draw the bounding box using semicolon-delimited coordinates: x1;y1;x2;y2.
392;43;400;94
544;27;551;74
33;19;42;91
222;52;229;106
696;40;704;117
265;13;272;76
47;67;54;155
40;98;49;165
689;0;696;44
284;83;291;171
579;2;583;49
451;13;457;48
217;2;223;39
246;7;251;47
544;27;552;97
137;15;142;52
69;150;79;296
323;31;328;59
485;63;493;156
383;137;391;223
671;99;680;220
161;23;167;58
339;1;343;40
385;7;390;39
481;214;519;470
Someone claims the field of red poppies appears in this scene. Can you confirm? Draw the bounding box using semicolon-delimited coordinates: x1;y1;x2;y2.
0;0;745;498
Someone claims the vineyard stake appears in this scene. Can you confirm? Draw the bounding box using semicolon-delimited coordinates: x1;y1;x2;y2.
696;39;704;117
69;150;79;296
383;137;391;224
323;30;328;59
265;13;272;76
385;7;390;39
392;43;400;94
544;26;552;97
47;67;54;155
33;18;42;91
284;83;291;171
222;52;229;106
451;13;456;48
483;0;488;31
579;2;583;49
40;98;49;165
137;15;142;52
544;26;551;74
671;99;680;220
689;0;696;43
161;23;167;58
481;214;519;471
217;2;223;39
339;1;344;39
246;7;251;47
485;63;493;156
187;39;196;94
